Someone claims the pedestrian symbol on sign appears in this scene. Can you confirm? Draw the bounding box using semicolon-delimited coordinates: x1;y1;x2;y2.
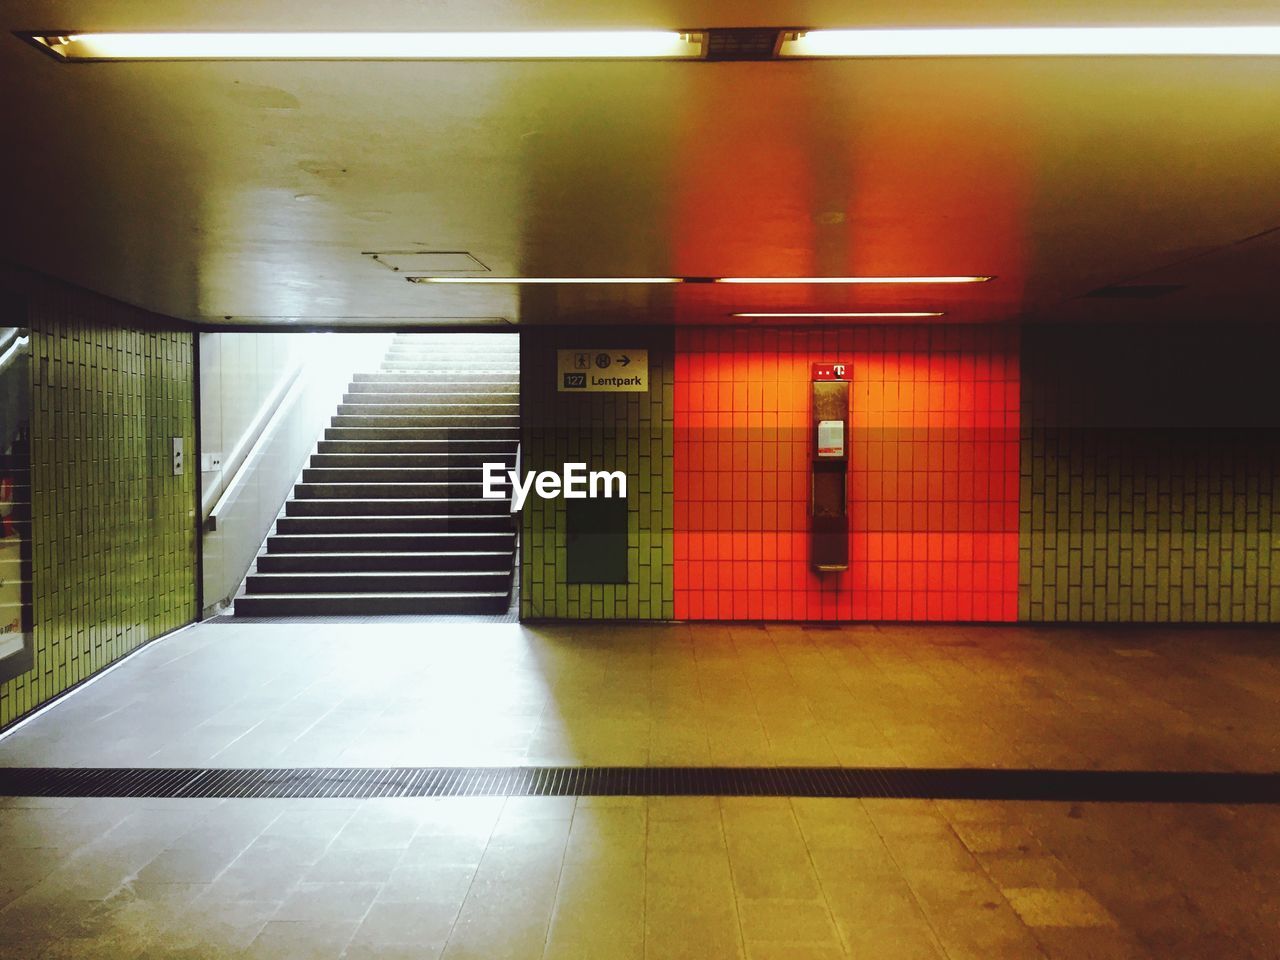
575;353;590;370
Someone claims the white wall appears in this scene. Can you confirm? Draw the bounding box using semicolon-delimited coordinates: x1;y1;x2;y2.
199;332;392;615
200;332;300;517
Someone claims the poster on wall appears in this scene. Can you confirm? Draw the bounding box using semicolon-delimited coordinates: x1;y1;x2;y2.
0;322;32;676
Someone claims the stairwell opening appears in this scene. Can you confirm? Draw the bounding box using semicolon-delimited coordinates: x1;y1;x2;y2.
200;332;520;619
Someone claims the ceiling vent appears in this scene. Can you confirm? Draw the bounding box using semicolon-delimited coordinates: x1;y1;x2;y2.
365;251;488;273
703;28;790;61
1082;284;1185;299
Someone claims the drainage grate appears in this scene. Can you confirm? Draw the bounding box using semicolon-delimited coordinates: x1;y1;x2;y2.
0;767;1276;803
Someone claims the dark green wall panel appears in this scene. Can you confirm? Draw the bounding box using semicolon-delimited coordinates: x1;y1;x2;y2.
1020;323;1279;622
520;327;674;619
0;268;196;729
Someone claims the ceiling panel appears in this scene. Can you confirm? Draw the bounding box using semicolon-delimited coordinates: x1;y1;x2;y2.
3;0;1280;326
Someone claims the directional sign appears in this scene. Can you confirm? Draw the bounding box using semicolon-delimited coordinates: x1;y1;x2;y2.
557;349;649;392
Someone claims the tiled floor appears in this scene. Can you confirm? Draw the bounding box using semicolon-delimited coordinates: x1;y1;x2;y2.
1;621;1278;958
2;621;1277;771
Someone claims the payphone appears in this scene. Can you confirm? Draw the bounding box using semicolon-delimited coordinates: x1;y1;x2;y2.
810;362;849;572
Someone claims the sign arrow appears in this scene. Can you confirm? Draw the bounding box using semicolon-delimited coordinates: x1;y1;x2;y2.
618;355;631;367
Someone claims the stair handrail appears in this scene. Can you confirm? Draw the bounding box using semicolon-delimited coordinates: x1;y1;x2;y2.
0;332;29;378
205;360;305;530
511;441;521;517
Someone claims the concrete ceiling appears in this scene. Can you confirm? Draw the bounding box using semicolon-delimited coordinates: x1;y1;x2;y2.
3;1;1280;327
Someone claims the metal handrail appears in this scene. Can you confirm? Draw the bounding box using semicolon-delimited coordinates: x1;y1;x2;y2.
205;362;305;529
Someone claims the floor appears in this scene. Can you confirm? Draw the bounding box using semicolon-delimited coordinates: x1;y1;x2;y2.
1;621;1278;958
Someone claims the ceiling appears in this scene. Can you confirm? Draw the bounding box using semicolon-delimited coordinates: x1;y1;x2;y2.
3;0;1280;327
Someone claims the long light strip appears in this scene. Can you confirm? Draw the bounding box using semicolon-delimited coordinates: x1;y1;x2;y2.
406;276;987;285
732;312;944;318
780;26;1280;58
28;27;1280;62
407;276;683;284
27;31;704;61
717;276;991;284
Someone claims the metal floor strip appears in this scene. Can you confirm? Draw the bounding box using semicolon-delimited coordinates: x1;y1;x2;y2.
0;767;1277;802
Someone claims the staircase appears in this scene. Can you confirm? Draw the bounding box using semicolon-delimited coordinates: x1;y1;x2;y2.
234;333;519;616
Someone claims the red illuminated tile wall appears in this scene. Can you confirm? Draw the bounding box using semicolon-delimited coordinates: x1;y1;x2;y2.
673;326;1020;621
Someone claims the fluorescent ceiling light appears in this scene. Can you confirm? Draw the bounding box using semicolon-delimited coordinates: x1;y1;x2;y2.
780;26;1280;58
717;276;991;284
732;312;944;318
407;276;682;284
406;276;983;285
25;31;705;61
27;27;1280;62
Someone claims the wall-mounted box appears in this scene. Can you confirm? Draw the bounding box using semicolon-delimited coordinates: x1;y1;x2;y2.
810;363;849;572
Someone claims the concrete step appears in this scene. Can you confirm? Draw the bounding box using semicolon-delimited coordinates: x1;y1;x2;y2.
384;348;518;359
354;372;518;384
324;427;520;442
267;531;516;553
336;402;519;416
276;515;512;534
385;342;515;350
317;440;518;455
343;391;518;404
347;381;517;395
330;414;520;428
285;497;510;518
390;336;516;345
381;357;518;368
235;592;510;616
379;360;519;371
257;551;513;573
310;452;516;469
246;570;510;594
302;467;509;483
294;482;505;499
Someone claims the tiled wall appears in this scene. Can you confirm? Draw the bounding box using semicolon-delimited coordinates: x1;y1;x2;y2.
1021;324;1280;622
520;328;674;619
0;268;197;729
674;327;1021;621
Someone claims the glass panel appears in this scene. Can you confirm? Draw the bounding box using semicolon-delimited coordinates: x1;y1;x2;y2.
0;322;32;675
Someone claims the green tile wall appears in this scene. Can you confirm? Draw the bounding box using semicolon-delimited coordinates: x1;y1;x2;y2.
520;328;674;619
1020;324;1279;622
0;269;197;729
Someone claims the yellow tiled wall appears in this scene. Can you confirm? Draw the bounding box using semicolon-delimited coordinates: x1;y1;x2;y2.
1020;324;1279;622
520;328;675;619
0;272;196;728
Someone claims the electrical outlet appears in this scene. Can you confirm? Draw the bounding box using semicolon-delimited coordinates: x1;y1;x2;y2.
172;437;184;476
201;452;223;472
